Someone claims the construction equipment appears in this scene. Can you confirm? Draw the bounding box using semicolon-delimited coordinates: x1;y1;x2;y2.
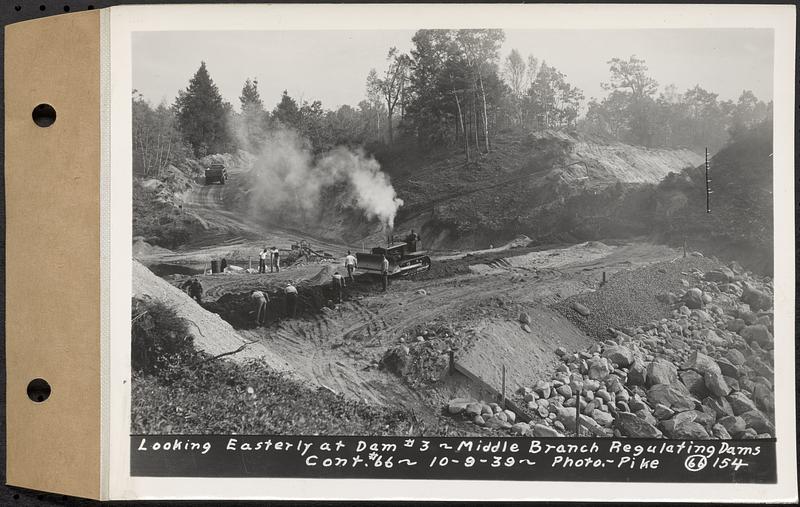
356;241;431;277
204;163;228;185
291;240;333;259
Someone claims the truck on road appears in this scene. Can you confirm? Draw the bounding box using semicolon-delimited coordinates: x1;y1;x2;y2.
204;164;228;185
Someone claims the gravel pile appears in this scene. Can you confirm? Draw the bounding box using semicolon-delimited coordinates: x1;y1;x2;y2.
554;255;718;339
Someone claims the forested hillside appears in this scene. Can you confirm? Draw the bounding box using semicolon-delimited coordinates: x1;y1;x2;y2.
132;28;773;266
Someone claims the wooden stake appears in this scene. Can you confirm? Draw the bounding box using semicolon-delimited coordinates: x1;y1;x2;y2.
501;365;506;406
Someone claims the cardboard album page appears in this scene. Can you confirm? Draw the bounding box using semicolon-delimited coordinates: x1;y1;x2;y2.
6;3;797;502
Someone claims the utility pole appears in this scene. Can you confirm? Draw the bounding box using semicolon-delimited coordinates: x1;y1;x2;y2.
705;148;712;213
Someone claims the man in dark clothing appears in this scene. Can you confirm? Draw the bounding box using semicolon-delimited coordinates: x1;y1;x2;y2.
405;229;421;252
332;271;346;303
220;258;228;272
188;278;203;303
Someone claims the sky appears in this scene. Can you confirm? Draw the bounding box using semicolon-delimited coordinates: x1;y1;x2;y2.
132;28;773;112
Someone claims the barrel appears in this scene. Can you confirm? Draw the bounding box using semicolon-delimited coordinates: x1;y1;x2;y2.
211;260;219;273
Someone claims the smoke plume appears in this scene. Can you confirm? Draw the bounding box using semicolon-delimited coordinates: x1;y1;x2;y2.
245;129;403;229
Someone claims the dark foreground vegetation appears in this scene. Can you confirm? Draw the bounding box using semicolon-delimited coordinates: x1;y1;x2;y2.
131;298;416;435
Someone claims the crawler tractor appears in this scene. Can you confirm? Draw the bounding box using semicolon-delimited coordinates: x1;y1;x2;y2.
356;240;431;277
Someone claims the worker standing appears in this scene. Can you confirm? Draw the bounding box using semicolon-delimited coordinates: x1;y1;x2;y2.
284;282;298;318
270;246;281;273
405;229;421;253
258;247;268;274
251;290;269;326
381;254;390;292
332;271;346;303
344;250;357;282
220;258;228;273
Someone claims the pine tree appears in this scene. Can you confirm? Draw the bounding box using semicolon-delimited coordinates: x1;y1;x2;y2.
239;78;268;150
174;61;234;156
272;90;302;129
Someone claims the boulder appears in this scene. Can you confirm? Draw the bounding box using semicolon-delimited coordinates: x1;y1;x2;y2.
614;411;663;438
510;422;530;435
447;398;472;415
718;415;746;436
683;351;722;376
738;310;759;325
465;403;482;418
726;319;746;333
647;384;697;411
587;357;612;380
555;346;567;357
740;428;759;439
473;415;485;426
521;324;532;334
556;407;577;428
532;423;563;438
682;288;704;309
724;376;740;392
740;325;773;348
749;357;774;381
703;396;733;418
519;312;531;325
653;404;675;420
602;345;635;368
556;385;573;398
752;383;774;414
712;423;732;440
484;415;508;429
592;409;614;427
741;285;771;312
704;267;735;283
667;419;710;439
692;309;712;323
628;360;647;386
503;409;516;424
740;410;774;435
701;329;726;347
534;381;552;399
646;359;678;386
689;408;716;427
716;358;739;379
704;370;731;397
727;392;757;416
572;302;591;316
680;370;709;399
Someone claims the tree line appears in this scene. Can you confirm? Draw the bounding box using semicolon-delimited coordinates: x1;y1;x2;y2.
133;30;771;177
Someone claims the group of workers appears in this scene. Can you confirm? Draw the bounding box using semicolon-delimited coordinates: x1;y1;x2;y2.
184;232;422;327
258;246;281;273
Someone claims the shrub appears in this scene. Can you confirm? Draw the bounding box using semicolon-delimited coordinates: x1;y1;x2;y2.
131;298;195;377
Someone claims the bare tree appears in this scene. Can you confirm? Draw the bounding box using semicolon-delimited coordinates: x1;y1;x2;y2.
366;48;411;145
503;49;527;99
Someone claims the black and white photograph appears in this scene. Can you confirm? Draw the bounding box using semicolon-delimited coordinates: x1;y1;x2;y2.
123;4;790;492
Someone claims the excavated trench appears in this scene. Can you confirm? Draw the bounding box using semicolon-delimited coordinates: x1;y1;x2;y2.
202;276;385;329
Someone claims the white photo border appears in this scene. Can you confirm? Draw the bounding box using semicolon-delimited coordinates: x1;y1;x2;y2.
107;3;796;501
